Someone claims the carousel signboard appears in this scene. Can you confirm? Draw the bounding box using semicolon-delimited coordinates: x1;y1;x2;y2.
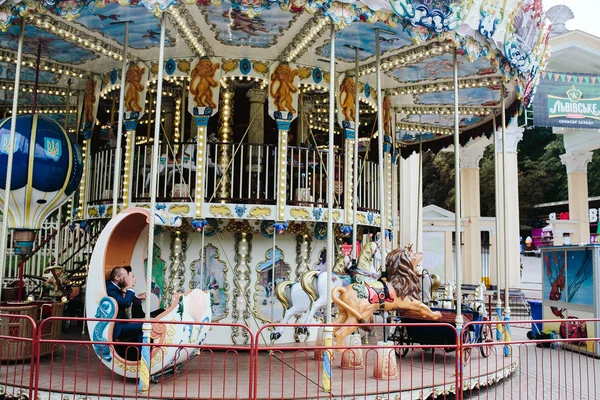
533;72;600;129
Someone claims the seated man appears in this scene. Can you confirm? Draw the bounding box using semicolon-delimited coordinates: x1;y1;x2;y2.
106;267;145;343
122;266;165;319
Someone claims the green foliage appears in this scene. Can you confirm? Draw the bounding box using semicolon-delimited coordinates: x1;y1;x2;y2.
422;151;455;210
422;126;599;224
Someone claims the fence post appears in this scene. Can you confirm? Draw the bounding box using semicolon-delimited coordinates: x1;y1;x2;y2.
29;318;39;400
456;328;462;399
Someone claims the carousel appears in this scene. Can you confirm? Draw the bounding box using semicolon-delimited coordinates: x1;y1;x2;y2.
0;0;550;398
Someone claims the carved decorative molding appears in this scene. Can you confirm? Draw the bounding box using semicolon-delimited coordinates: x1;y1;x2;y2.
231;232;253;345
494;122;523;153
560;151;593;174
459;145;486;169
247;88;267;104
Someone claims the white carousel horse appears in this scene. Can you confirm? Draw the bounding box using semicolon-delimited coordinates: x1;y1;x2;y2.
270;254;352;342
469;281;488;317
270;244;380;343
299;242;380;326
441;281;456;310
86;208;212;379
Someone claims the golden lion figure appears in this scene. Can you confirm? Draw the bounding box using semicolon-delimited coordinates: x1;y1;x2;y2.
332;246;442;345
382;95;392;136
125;65;146;113
83;78;96;123
270;64;298;114
189;59;220;109
339;76;356;121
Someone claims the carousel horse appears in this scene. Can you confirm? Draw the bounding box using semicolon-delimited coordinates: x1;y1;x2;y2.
86;208;212;379
270;254;350;343
300;242;381;328
468;281;488;317
332;246;442;345
440;281;456;309
270;244;379;343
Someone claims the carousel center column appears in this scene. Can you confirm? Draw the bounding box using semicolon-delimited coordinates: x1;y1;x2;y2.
495;119;523;288
459;139;488;285
247;88;267;174
559;151;593;244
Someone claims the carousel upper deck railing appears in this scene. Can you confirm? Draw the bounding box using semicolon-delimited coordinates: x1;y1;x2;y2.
83;140;380;222
88;146;120;205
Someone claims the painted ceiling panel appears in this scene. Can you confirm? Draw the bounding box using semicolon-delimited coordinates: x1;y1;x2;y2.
0;24;97;64
317;21;413;62
404;114;483;127
73;3;175;49
389;53;496;82
0;62;58;84
200;3;299;48
413;87;500;106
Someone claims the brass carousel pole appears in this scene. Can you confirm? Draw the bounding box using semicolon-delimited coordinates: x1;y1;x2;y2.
64;80;71;132
322;21;336;395
140;14;166;392
111;21;129;219
324;22;336;326
352;46;361;262
501;83;512;355
0;19;25;303
375;27;392;341
493;114;503;341
452;46;463;336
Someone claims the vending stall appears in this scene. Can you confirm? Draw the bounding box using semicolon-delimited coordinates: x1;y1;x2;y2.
541;245;600;356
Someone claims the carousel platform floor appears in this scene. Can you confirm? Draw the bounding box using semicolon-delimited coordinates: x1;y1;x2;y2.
0;330;518;400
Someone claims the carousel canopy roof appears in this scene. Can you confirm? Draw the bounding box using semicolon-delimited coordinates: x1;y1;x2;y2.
0;0;550;155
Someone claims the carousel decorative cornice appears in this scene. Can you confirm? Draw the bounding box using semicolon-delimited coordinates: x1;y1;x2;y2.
28;14;133;62
0;49;88;78
386;76;502;96
397;105;495;116
220;75;268;90
10;107;76;114
0;80;74;96
167;6;212;57
279;15;329;63
358;40;450;77
396;121;455;136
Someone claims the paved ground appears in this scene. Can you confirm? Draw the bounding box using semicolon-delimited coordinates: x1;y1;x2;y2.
461;255;600;400
520;255;543;297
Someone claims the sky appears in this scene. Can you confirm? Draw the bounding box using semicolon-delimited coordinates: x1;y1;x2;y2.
543;0;600;38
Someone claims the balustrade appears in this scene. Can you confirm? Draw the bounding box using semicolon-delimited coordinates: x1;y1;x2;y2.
207;142;277;204
84;141;381;216
357;159;380;212
88;147;118;205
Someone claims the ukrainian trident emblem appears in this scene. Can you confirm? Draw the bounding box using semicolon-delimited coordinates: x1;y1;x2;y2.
44;138;62;161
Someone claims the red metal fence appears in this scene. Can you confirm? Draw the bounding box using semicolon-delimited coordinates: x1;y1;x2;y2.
1;315;598;400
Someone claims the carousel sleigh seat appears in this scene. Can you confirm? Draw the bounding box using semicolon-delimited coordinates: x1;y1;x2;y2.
86;208;212;378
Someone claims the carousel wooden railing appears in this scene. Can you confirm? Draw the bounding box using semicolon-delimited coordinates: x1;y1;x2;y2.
357;158;380;212
87;140;381;215
206;142;278;204
88;146;119;205
287;145;344;208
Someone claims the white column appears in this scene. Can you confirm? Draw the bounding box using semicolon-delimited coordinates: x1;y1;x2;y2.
459;141;487;285
560;151;593;244
494;120;523;289
247;88;266;147
398;153;422;252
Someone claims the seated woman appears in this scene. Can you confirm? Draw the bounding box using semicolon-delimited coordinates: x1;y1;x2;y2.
122;266;165;319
